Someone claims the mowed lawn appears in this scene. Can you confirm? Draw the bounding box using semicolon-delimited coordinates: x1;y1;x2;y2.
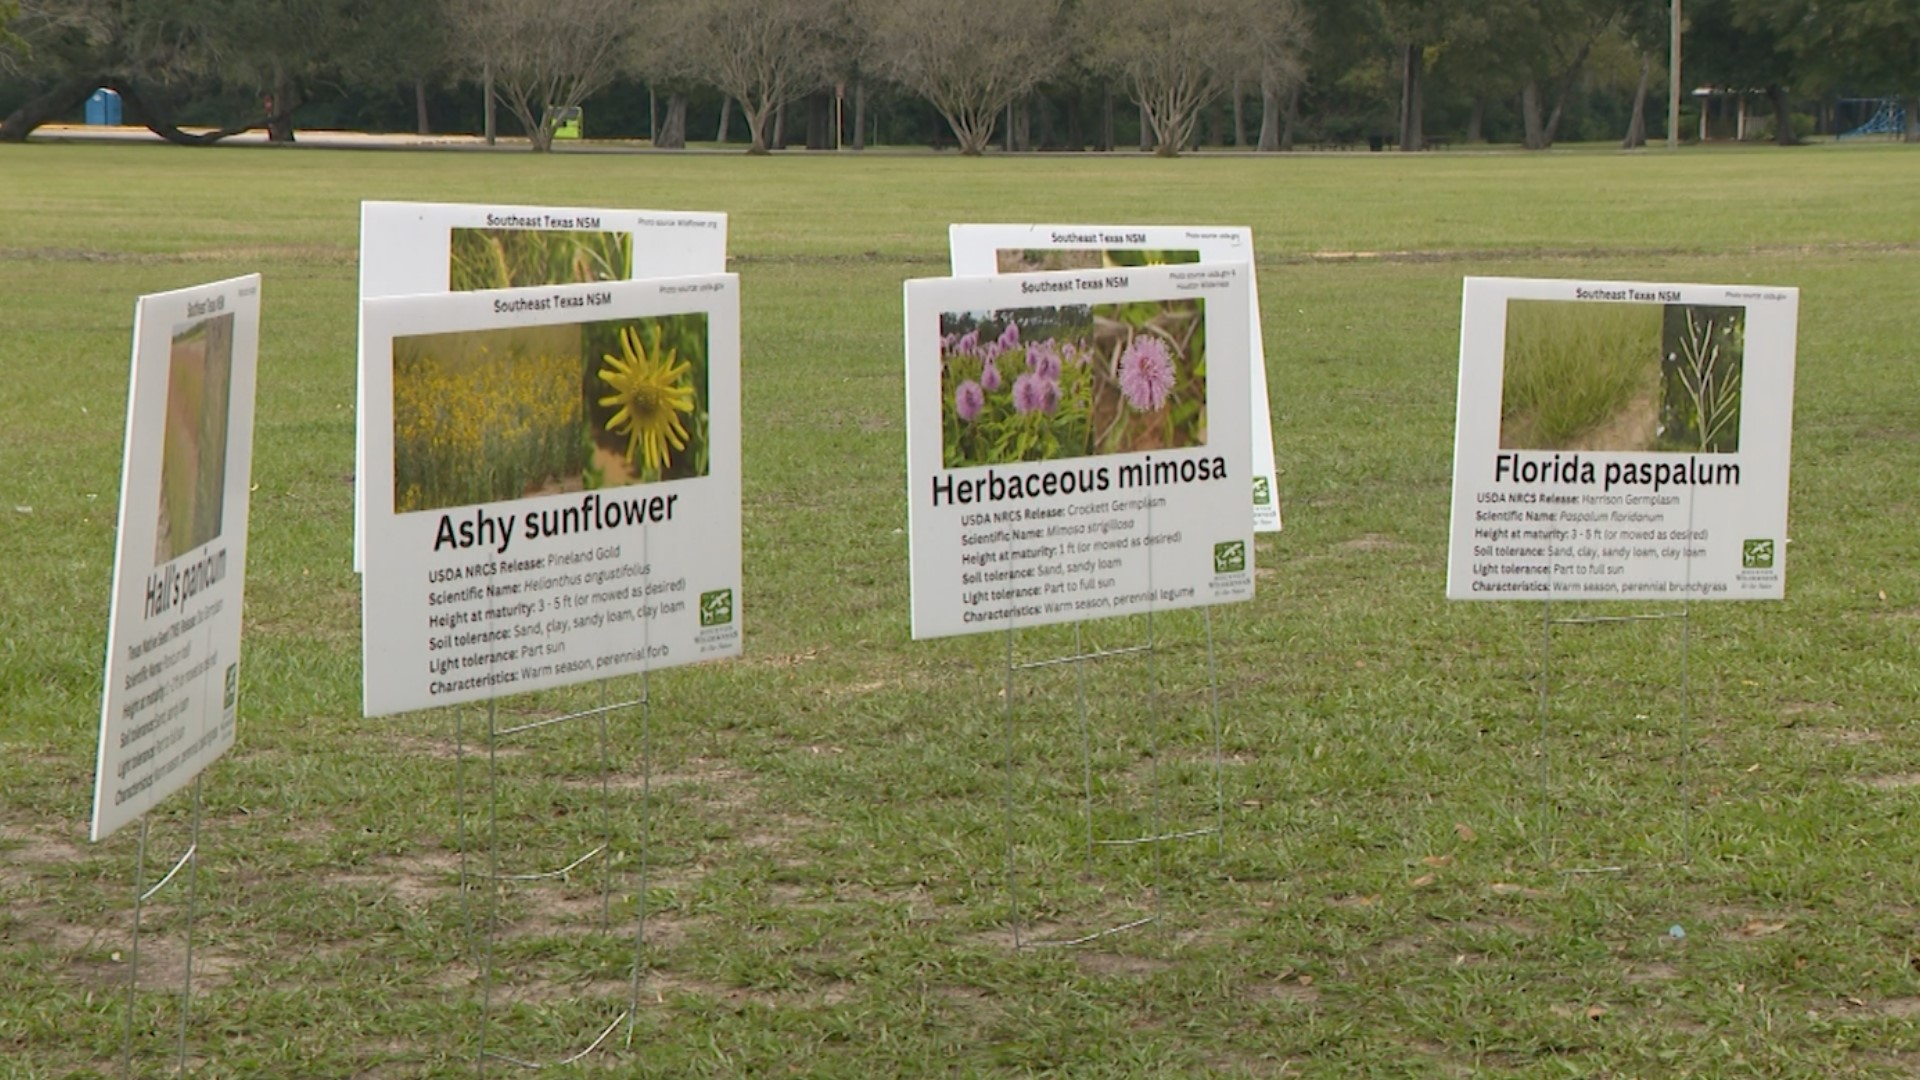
2;140;1918;1077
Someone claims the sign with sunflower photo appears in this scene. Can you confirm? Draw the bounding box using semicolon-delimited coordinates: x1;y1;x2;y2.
353;201;728;573
904;263;1256;640
1446;276;1798;602
93;275;262;841
948;223;1279;534
359;275;742;717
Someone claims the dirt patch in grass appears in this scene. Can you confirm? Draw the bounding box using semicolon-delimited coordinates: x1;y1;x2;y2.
1857;773;1920;791
0;823;89;869
1802;728;1882;745
328;850;462;909
51;917;237;994
654;759;760;812
1338;533;1402;553
1074;950;1174;978
393;733;527;761
1445;916;1541;940
1624;961;1681;985
1249;980;1321;1006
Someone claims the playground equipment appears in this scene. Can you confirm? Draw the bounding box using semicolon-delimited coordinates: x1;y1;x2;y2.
1838;98;1905;139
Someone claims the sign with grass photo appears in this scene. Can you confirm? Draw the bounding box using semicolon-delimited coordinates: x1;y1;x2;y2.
93;275;262;842
353;202;728;573
949;224;1281;533
359;275;742;717
905;264;1255;639
1447;277;1798;601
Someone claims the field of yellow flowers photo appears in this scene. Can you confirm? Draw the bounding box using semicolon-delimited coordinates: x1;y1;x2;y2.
391;313;710;514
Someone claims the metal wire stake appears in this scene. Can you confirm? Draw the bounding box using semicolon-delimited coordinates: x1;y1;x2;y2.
625;669;653;1049
1204;607;1225;857
479;695;500;1076
598;680;613;932
1075;622;1094;860
1147;607;1163;926
1679;487;1699;865
176;776;203;1075
1002;625;1022;950
456;705;474;967
123;814;149;1080
1537;598;1554;867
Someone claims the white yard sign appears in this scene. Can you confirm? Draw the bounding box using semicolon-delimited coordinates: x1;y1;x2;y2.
354;202;728;571
906;263;1255;640
360;275;742;716
94;275;262;842
1447;277;1798;601
949;223;1280;531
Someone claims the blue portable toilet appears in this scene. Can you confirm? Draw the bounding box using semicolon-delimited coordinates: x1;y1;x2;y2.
85;89;123;126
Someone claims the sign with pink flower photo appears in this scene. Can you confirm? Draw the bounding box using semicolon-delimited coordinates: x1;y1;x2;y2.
949;224;1280;532
360;275;742;717
906;265;1255;640
353;202;728;573
94;275;262;841
1447;276;1798;601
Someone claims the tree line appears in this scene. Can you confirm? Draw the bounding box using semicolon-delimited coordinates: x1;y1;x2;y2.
1;0;1914;150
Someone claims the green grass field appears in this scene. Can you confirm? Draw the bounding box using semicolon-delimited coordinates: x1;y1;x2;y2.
3;141;1919;1077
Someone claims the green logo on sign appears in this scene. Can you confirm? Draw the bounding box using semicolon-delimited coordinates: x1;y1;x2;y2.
699;589;734;627
223;664;238;708
1742;539;1775;569
1251;477;1272;506
1214;541;1247;575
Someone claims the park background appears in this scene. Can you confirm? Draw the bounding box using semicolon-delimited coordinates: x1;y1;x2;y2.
3;0;1918;154
1;127;1919;1075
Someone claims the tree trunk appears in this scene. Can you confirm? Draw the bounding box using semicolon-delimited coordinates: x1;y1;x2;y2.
0;73;99;142
806;92;833;149
1906;97;1920;143
716;97;732;143
851;80;865;150
1013;98;1030;151
266;61;296;143
656;94;687;149
1;74;271;146
1622;55;1652;149
484;65;496;145
771;102;785;149
1099;85;1114;151
743;101;772;153
1281;82;1300;151
1398;43;1424;150
1232;81;1246;148
1139;104;1152;151
1466;99;1485;143
1766;84;1797;145
1258;83;1280;151
1521;81;1545;149
1538;43;1593;149
414;78;430;135
1063;95;1081;150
